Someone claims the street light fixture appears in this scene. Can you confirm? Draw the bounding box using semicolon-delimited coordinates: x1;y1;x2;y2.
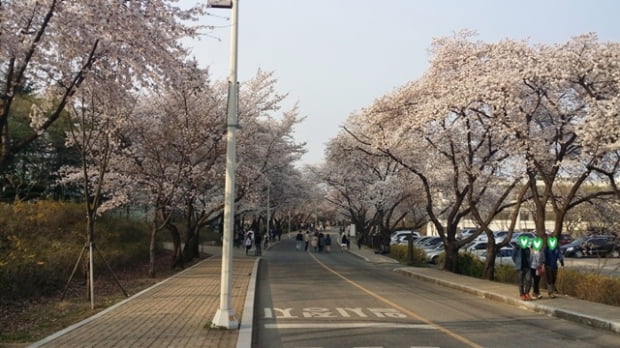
208;0;239;329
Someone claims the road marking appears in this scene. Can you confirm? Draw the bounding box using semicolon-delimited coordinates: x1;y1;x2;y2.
308;253;483;348
264;307;406;319
265;322;435;329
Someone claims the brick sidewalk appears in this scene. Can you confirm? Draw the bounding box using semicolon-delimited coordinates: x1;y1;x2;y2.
30;256;256;348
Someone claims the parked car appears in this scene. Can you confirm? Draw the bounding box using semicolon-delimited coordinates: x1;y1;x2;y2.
390;230;420;245
509;232;536;244
558;233;574;246
458;229;478;240
425;244;445;264
395;234;420;245
478;247;515;266
561;236;619;258
414;236;434;247
474;230;509;243
462;241;488;256
419;236;442;250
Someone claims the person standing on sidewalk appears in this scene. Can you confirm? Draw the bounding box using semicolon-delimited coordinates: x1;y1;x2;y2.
530;244;545;299
544;238;564;298
512;242;532;300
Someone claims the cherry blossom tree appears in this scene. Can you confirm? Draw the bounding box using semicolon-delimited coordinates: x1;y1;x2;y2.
497;34;620;240
58;78;134;304
338;31;620;275
0;0;207;169
320;129;412;247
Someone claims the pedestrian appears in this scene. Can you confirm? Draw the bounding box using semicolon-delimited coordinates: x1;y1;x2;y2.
530;244;545;299
324;233;332;253
341;234;349;251
357;235;364;250
254;233;262;256
296;231;304;251
311;232;319;252
544;237;564;298
512;241;532;301
244;233;253;255
318;232;324;252
304;231;310;251
237;231;244;248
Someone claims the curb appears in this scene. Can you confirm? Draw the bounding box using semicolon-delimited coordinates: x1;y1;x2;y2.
347;248;400;264
393;268;620;334
236;257;260;348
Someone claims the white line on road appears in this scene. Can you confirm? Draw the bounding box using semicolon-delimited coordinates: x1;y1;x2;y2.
265;322;436;329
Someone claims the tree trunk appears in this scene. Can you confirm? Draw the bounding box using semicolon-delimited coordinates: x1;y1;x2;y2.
167;223;183;269
406;237;414;264
148;225;157;278
182;225;200;262
443;242;459;273
482;238;497;280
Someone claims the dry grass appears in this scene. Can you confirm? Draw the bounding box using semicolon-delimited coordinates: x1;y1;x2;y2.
0;251;207;347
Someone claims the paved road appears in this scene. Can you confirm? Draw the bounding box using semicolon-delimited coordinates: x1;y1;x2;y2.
254;238;620;348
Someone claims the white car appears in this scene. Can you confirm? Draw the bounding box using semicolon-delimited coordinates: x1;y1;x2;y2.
390;230;420;245
395;234;420;245
458;229;478;240
478;247;515;266
474;230;509;243
425;244;445;264
462;241;488;256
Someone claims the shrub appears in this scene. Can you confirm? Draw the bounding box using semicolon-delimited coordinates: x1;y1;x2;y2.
493;264;517;284
556;268;620;306
389;244;426;265
486;264;620;306
0;201;150;300
455;253;484;278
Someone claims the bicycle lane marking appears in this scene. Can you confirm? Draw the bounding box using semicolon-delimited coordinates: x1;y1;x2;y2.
308;252;483;348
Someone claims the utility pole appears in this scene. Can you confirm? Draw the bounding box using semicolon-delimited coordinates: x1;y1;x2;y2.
210;0;239;329
266;180;270;239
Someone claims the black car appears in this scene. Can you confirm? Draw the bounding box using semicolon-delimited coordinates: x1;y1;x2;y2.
561;236;619;258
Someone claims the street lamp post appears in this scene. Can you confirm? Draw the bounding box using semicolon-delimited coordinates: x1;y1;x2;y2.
266;180;270;240
209;0;239;329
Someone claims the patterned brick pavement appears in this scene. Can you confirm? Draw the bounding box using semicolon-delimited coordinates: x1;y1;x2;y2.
31;256;256;348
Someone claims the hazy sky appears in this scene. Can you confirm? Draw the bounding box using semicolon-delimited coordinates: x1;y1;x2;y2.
187;0;620;165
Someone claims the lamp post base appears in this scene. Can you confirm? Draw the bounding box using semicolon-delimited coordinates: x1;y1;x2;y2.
211;309;239;329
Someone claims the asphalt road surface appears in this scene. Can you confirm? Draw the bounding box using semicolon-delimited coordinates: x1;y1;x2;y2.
253;238;620;348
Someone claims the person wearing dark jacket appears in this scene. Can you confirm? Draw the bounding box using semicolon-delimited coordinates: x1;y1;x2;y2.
254;233;262;256
544;239;565;298
512;243;532;301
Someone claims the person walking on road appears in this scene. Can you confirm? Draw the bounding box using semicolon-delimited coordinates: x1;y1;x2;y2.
295;231;304;251
324;233;332;253
341;234;349;251
304;231;310;251
544;238;564;298
512;242;532;300
254;233;263;256
311;232;319;252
